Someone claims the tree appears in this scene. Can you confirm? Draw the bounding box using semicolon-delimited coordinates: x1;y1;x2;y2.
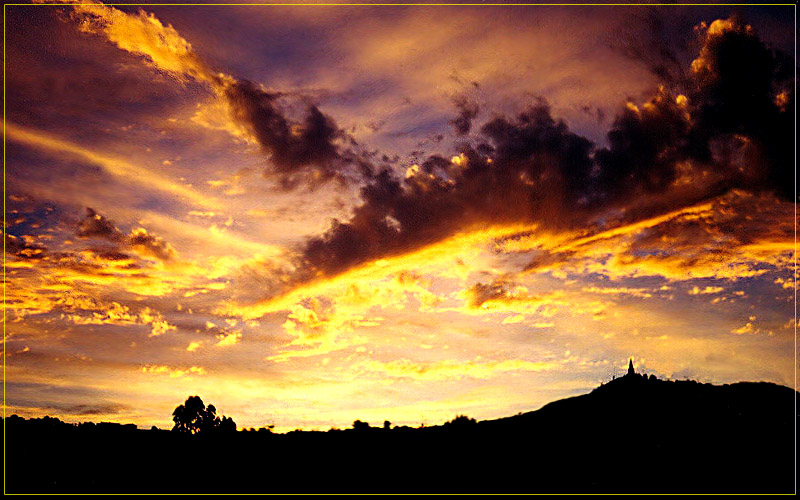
443;414;477;429
172;395;236;434
352;419;370;431
219;416;236;433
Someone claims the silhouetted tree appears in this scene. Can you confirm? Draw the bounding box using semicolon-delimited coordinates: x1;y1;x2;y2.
444;414;477;429
219;416;236;433
383;420;391;430
352;419;370;431
172;395;236;434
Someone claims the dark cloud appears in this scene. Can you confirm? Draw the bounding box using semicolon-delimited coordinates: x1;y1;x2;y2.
686;17;794;200
87;248;133;261
3;232;48;261
479;102;596;205
580;106;606;124
2;237;143;280
75;208;175;261
465;280;514;309
622;190;792;263
224;80;364;190
127;228;176;261
252;17;793;301
593;90;690;199
294;102;596;283
449;94;480;136
610;7;689;87
2;210;149;280
523;250;578;274
76;208;124;242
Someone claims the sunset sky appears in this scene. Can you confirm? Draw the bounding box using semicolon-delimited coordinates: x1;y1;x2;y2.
3;2;796;432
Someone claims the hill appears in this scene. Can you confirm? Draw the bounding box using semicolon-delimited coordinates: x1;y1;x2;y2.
5;372;796;493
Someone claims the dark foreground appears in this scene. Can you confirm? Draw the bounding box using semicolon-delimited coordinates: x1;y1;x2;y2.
6;375;797;493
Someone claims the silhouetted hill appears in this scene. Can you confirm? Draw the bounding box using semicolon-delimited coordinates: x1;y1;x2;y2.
5;374;796;493
474;375;796;493
488;375;795;433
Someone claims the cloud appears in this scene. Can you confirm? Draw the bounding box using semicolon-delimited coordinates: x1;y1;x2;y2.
731;322;757;335
454;279;609;322
688;286;724;295
60;0;366;189
141;365;207;378
252;270;444;361
239;15;790;303
54;4;793;302
610;8;687;85
76;208;176;261
127;228;177;261
57;295;176;337
215;330;242;347
77;208;124;241
60;0;212;83
3;232;49;261
6;5;795;434
138;307;177;337
50;6;794;330
5;122;221;209
507;190;793;285
687;17;794;200
3;277;177;337
449;93;480;135
269;297;375;362
290;105;594;284
223;80;358;189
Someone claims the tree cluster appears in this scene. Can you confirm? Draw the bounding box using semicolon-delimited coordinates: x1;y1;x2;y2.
172;396;236;434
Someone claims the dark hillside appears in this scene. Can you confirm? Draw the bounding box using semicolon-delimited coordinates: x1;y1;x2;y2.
5;373;796;493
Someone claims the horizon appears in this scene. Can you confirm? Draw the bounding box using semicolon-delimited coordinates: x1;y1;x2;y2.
5;367;793;432
3;2;797;435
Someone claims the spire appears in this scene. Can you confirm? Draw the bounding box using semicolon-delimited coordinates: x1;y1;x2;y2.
627;358;635;376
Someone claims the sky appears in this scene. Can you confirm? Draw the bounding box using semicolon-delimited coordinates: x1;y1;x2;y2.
3;1;796;432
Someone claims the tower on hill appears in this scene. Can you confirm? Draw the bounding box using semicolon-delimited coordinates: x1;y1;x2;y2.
627;358;635;377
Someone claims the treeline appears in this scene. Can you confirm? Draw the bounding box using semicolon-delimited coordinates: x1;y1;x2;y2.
1;412;475;435
5;377;796;494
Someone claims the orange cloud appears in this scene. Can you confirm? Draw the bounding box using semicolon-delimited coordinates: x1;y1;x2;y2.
64;0;216;84
215;331;242;347
141;365;207;378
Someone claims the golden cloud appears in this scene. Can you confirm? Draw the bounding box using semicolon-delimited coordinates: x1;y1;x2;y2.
141;365;207;378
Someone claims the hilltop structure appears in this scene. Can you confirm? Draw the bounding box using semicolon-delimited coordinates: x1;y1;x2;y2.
627;359;635;377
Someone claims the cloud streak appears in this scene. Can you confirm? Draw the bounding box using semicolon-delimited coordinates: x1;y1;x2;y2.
5;123;221;209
